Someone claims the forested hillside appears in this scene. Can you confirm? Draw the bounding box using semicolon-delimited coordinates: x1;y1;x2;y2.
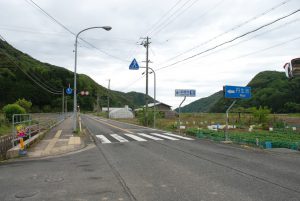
0;39;151;112
180;71;300;113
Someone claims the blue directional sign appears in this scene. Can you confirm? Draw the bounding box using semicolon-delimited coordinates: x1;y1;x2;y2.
175;89;196;97
66;87;73;95
129;58;139;70
223;85;251;99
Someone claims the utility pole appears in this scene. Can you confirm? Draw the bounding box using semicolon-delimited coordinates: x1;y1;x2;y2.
107;79;110;119
97;91;100;113
62;88;64;117
141;36;151;126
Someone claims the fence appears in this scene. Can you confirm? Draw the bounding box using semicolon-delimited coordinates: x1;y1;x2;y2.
0;113;66;160
0;135;14;160
186;128;300;151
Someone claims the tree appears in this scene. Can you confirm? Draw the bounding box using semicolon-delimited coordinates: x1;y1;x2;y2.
250;106;271;124
15;98;32;112
2;104;26;122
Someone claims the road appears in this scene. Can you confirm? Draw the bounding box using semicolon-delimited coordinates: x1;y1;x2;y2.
1;114;300;201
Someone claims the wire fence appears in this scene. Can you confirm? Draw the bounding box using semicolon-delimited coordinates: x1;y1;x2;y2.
186;128;300;150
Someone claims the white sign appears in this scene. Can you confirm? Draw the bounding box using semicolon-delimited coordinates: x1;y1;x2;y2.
175;89;196;97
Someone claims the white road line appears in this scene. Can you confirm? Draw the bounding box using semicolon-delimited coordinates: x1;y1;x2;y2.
96;135;111;144
163;133;194;140
111;134;129;142
150;133;179;140
137;133;164;141
124;134;147;142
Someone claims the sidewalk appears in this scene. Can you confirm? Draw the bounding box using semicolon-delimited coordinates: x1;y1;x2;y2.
26;116;85;158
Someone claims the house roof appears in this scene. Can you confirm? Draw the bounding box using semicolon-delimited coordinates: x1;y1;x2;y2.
134;102;172;111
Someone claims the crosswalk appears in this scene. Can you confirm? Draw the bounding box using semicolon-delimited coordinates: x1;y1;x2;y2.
96;132;194;144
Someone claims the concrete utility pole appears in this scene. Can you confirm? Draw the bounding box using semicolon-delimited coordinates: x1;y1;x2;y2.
97;91;100;113
107;79;110;119
141;37;151;126
62;88;65;118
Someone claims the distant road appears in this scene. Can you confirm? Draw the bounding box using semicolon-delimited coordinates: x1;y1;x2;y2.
1;114;299;201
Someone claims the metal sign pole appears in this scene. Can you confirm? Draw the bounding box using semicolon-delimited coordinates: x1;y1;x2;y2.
178;96;186;134
225;100;237;141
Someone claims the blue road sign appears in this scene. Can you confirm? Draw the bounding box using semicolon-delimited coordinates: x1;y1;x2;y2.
129;58;139;70
175;89;196;97
224;85;251;99
66;87;73;95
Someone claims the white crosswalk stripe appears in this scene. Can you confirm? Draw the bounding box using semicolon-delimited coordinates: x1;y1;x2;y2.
96;135;111;144
111;134;129;142
125;134;147;142
163;133;194;140
137;133;164;141
150;133;179;140
96;132;193;144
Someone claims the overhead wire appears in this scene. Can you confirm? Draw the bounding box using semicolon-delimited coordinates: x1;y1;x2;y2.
25;0;129;62
198;18;300;59
162;0;293;63
156;8;300;72
230;35;300;61
0;35;62;95
144;0;183;36
149;0;199;37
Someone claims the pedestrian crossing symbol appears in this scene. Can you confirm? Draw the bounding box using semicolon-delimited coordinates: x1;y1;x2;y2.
129;58;139;70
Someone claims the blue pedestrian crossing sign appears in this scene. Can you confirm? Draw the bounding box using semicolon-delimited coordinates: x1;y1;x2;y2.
129;58;139;70
66;87;73;95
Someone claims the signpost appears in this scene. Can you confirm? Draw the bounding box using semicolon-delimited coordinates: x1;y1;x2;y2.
223;85;251;141
223;85;251;99
175;89;196;134
175;89;196;97
66;87;73;95
129;58;139;70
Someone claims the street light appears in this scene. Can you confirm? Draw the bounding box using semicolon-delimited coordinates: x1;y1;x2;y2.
73;26;111;132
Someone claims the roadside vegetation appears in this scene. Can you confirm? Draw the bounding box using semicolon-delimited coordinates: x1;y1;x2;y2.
113;108;300;150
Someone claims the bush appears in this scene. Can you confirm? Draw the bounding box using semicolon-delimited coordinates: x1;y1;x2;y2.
2;104;26;122
15;98;32;112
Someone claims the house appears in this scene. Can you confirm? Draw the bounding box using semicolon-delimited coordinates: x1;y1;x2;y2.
135;102;176;118
102;105;134;119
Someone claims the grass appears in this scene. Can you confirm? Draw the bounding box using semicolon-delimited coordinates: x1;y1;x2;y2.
114;112;300;150
0;113;11;137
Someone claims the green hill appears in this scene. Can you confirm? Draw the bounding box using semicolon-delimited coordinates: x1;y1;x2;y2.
180;71;300;113
0;39;151;112
176;91;223;113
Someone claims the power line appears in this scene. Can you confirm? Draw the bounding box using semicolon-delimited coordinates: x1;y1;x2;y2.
144;0;183;36
230;35;300;61
28;71;62;93
162;0;292;63
0;37;62;95
25;0;129;62
164;0;225;41
156;8;300;71
149;0;199;37
199;18;300;59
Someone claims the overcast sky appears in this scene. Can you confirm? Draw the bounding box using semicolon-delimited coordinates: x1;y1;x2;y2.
0;0;299;108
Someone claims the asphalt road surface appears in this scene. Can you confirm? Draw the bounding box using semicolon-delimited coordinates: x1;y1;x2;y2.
1;114;300;201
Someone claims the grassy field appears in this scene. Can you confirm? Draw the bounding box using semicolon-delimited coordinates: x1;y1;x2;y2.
0;113;11;136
